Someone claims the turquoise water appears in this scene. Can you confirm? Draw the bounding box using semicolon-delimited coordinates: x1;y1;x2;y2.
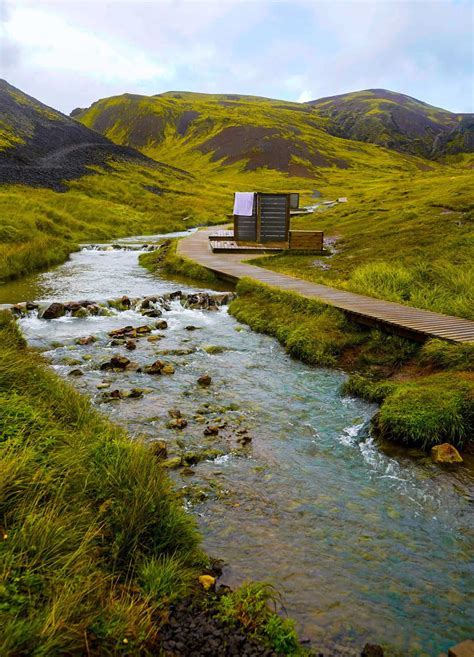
2;236;472;656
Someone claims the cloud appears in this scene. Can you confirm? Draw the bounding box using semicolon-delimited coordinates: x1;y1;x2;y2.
297;90;313;103
4;6;173;83
2;0;472;113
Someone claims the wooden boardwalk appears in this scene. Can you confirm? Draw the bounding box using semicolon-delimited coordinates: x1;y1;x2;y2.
178;227;474;343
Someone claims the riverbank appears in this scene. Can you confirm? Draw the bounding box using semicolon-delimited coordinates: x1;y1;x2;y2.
141;239;474;453
0;311;309;656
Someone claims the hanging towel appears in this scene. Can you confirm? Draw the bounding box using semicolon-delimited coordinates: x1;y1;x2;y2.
233;192;255;217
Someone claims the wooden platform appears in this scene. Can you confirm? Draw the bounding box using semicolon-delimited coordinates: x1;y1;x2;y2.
179;226;474;343
209;230;287;254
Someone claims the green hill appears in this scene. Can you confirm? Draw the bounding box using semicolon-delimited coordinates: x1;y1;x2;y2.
307;88;472;157
74;89;438;177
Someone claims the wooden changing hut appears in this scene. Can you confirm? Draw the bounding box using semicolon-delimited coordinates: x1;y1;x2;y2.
234;192;290;247
232;192;323;252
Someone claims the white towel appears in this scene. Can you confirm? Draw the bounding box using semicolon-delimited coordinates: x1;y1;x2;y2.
233;192;255;217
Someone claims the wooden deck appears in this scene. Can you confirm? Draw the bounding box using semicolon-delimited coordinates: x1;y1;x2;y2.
178;227;474;343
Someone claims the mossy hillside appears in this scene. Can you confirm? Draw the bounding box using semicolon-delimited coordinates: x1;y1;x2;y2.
228;279;474;449
251;165;474;319
75;90;438;180
307;88;467;157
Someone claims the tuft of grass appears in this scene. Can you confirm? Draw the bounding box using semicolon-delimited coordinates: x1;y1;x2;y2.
215;583;303;655
372;373;474;449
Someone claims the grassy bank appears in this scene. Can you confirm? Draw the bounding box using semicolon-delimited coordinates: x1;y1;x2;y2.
228;279;474;450
0;311;203;654
139;238;224;287
0;311;306;655
250;167;474;320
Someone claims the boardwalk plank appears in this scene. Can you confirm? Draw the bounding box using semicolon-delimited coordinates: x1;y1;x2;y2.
178;228;474;343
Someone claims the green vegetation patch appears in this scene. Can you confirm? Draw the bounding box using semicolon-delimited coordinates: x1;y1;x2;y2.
0;311;204;654
139;238;223;287
230;279;474;450
373;373;474;449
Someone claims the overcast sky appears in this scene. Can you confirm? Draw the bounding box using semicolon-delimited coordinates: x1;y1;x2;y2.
1;0;473;114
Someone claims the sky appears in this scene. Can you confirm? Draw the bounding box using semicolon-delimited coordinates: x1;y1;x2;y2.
1;0;473;115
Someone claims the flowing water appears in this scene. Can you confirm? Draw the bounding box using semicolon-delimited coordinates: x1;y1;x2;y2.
1;233;472;657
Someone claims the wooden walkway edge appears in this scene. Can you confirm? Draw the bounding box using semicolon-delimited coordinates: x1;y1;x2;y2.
178;227;474;343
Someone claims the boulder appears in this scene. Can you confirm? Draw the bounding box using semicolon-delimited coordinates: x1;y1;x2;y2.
100;355;130;370
431;443;463;464
155;320;168;330
168;418;188;430
448;640;474;657
41;302;66;320
144;359;165;375
162;364;175;375
110;355;130;369
76;335;97;345
123;388;144;399
68;368;84;377
197;374;212;387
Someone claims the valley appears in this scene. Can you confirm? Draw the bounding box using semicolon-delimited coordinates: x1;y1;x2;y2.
0;78;473;657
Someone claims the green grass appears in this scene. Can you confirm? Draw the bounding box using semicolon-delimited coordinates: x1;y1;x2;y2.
139;238;222;287
214;583;304;655
0;311;205;654
250;167;474;320
229;279;474;449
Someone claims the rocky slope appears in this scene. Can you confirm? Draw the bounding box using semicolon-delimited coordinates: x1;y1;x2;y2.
0;80;183;190
307;88;473;157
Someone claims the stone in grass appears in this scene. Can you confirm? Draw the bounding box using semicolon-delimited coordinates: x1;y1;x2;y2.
431;443;463;464
197;374;212;387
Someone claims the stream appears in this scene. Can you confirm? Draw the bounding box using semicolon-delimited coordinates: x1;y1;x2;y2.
1;231;472;657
